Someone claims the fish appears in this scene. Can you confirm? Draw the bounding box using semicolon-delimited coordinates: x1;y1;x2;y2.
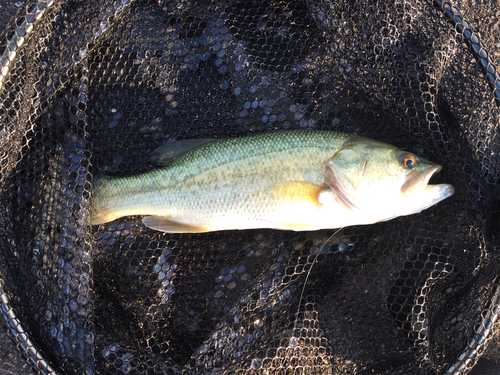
89;129;454;233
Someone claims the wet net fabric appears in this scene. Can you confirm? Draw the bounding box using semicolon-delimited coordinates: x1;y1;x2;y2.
0;0;499;374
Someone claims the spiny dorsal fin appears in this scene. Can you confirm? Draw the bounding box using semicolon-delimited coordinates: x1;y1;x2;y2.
150;138;217;166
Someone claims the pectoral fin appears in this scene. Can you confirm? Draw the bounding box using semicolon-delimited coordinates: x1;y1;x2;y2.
142;216;210;233
259;181;326;230
271;181;324;207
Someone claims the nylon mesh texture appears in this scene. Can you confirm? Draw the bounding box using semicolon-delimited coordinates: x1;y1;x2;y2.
0;0;499;374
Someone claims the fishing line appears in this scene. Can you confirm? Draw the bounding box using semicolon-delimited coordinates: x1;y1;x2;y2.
291;227;344;342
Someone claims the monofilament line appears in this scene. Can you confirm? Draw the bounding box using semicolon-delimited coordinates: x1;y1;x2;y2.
291;227;344;343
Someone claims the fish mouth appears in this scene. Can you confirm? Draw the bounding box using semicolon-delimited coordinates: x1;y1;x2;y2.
401;164;454;198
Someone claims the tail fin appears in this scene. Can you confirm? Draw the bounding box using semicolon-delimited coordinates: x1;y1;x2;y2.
89;175;115;225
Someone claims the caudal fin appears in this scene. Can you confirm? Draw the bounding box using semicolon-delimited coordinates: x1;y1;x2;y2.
89;175;116;225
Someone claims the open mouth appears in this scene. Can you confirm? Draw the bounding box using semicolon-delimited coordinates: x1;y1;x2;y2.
401;165;443;195
423;165;443;191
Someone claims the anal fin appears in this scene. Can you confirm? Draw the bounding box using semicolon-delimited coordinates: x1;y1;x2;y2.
142;216;209;233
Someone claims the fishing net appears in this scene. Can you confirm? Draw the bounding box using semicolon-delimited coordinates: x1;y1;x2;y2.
0;0;499;374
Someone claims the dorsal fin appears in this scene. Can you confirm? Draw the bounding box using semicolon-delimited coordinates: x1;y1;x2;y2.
150;138;217;166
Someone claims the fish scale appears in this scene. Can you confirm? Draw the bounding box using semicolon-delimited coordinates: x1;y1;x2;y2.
89;130;453;233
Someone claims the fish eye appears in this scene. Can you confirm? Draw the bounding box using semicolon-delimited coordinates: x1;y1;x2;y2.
400;154;417;169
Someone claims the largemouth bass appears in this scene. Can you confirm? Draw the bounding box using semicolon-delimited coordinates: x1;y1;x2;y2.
89;130;454;233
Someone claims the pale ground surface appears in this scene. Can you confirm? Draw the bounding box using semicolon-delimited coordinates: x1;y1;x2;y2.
0;1;498;374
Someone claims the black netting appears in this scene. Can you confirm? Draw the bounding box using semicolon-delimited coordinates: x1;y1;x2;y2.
0;0;499;374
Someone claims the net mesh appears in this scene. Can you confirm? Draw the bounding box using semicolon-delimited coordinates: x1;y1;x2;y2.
0;0;499;374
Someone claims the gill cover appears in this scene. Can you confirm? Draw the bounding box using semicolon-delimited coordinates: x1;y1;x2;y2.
326;145;371;210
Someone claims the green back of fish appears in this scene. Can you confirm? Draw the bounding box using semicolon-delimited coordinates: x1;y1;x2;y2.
167;129;353;181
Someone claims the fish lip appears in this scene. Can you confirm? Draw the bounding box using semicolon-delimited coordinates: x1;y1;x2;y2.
401;164;443;195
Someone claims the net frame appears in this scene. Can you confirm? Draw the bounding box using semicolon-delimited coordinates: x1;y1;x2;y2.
0;0;498;374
